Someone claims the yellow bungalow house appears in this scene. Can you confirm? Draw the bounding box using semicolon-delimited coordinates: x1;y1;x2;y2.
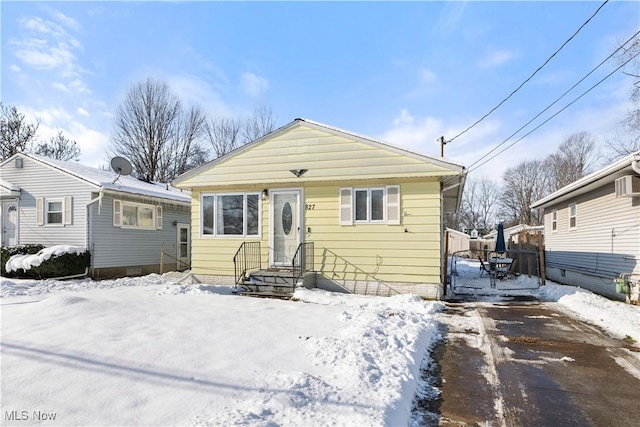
172;118;466;299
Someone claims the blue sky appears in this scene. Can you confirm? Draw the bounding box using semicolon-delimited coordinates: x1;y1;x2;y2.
1;1;638;181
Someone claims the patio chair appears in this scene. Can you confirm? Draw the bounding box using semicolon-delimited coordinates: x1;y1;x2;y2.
478;257;492;277
478;256;497;287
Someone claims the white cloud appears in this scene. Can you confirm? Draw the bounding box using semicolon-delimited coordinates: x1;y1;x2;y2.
70;79;91;94
9;64;21;73
10;10;87;86
421;69;438;83
52;10;81;32
478;49;517;69
163;73;232;116
77;107;89;116
240;72;269;97
52;82;69;92
393;108;415;125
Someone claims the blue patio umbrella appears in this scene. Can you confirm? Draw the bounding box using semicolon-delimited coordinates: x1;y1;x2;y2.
495;222;506;254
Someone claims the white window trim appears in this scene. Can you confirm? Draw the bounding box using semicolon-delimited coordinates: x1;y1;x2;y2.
200;192;262;238
354;187;386;223
45;198;64;226
568;203;577;230
551;210;557;232
113;199;162;231
340;185;401;225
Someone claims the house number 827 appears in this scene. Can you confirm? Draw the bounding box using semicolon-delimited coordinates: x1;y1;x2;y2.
305;204;315;210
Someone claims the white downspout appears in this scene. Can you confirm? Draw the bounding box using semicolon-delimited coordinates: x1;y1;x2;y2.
85;189;104;275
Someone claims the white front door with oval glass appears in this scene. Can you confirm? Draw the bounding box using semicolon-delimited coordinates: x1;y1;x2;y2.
2;201;18;247
271;190;301;266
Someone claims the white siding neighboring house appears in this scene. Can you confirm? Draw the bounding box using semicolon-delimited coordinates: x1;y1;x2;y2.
483;224;544;246
531;151;640;300
0;153;191;278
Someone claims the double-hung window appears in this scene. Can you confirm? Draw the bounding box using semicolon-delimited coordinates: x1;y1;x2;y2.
201;193;260;237
568;203;577;229
36;196;72;226
47;200;63;224
340;186;400;225
551;210;557;231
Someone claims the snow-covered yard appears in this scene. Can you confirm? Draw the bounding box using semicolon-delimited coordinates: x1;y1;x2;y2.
1;275;442;426
1;271;638;426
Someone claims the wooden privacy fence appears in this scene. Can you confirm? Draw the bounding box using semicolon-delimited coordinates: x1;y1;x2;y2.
507;231;546;285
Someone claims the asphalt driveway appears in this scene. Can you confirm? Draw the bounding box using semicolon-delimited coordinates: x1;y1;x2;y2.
421;296;640;426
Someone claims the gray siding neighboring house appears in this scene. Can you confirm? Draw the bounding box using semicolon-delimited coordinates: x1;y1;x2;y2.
1;153;191;279
531;151;640;300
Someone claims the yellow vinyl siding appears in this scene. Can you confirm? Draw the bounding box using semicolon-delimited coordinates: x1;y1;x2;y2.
189;180;442;283
190;190;270;276
178;126;457;188
304;180;442;284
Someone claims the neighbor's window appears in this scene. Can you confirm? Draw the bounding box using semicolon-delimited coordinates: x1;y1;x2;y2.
113;200;162;230
46;200;63;224
569;203;577;229
201;193;260;237
340;186;400;225
551;210;557;231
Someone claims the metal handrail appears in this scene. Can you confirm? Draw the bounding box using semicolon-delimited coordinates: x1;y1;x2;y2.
292;242;314;286
233;242;261;287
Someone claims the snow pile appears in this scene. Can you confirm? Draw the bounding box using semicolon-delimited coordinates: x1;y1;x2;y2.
538;283;640;343
295;289;445;425
1;273;170;297
5;245;86;272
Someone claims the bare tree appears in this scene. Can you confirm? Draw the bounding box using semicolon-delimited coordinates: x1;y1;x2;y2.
604;37;640;160
110;78;206;182
166;105;208;179
458;178;500;232
34;129;81;161
204;104;277;159
204;116;243;158
0;103;39;161
500;160;548;226
241;104;277;143
545;131;598;191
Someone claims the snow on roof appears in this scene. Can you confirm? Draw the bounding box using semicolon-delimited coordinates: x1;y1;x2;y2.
15;153;190;203
1;178;20;196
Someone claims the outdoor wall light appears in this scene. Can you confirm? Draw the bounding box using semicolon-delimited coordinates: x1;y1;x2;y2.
262;189;269;200
172;220;178;227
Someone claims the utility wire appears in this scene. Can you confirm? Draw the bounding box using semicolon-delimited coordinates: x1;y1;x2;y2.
446;0;610;144
467;47;640;174
465;30;640;172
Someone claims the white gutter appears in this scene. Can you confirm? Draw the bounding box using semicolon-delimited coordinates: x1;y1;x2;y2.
531;151;640;209
632;155;640;175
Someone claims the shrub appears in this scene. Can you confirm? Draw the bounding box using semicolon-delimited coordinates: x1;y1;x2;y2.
2;246;91;279
1;245;45;277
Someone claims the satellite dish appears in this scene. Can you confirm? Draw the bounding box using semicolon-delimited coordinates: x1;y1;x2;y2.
110;156;132;183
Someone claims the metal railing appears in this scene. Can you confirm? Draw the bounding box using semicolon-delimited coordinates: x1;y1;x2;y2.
292;242;314;286
233;242;262;286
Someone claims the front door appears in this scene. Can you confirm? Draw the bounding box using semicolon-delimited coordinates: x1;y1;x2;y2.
271;190;301;266
1;201;18;247
177;223;190;270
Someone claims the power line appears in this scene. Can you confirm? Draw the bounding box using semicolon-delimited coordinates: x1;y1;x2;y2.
467;47;640;174
465;30;640;172
446;0;610;144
